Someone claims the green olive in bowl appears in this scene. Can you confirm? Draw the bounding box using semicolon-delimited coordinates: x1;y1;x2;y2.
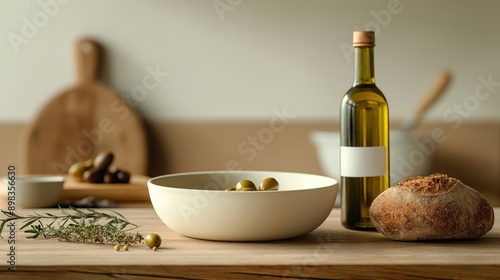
235;180;256;191
259;177;279;191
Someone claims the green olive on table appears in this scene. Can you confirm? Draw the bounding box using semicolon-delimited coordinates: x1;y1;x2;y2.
259;177;279;191
68;162;90;181
84;158;94;168
68;159;94;181
145;233;162;250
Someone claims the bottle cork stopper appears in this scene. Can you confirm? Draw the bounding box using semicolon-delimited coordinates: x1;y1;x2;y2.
353;31;375;47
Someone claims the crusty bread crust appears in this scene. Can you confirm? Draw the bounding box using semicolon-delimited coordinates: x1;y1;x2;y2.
395;173;458;196
369;174;494;241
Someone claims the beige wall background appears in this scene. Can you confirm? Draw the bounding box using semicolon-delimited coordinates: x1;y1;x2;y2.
0;0;499;123
0;1;498;204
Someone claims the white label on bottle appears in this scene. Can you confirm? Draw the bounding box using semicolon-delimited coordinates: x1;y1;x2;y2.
340;146;387;177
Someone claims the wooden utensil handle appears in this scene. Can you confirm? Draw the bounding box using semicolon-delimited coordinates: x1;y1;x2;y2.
74;38;101;84
413;71;451;116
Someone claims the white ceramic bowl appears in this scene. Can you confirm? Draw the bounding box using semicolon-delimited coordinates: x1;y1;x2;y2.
2;176;65;208
148;171;338;241
310;130;434;186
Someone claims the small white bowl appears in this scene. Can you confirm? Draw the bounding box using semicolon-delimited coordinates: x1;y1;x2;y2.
148;171;338;241
2;176;65;208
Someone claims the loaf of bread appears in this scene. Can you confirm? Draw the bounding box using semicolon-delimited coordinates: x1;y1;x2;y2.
369;173;494;241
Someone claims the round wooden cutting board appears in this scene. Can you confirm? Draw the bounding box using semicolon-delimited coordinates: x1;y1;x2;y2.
20;38;148;175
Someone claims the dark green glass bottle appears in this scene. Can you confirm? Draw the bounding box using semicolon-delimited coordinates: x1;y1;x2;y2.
340;31;390;230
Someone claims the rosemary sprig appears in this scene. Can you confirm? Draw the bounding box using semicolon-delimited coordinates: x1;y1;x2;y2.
0;206;143;245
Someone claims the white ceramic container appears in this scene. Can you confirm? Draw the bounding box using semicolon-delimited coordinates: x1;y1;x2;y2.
148;171;338;241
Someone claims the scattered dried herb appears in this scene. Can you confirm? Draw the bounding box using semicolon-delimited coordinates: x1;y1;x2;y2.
0;206;143;245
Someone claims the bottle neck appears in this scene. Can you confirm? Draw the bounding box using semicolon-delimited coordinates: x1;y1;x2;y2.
353;47;375;85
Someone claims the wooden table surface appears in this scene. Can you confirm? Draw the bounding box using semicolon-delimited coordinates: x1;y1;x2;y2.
1;207;499;279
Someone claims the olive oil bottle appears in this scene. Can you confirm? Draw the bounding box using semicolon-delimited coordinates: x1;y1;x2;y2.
340;31;389;230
